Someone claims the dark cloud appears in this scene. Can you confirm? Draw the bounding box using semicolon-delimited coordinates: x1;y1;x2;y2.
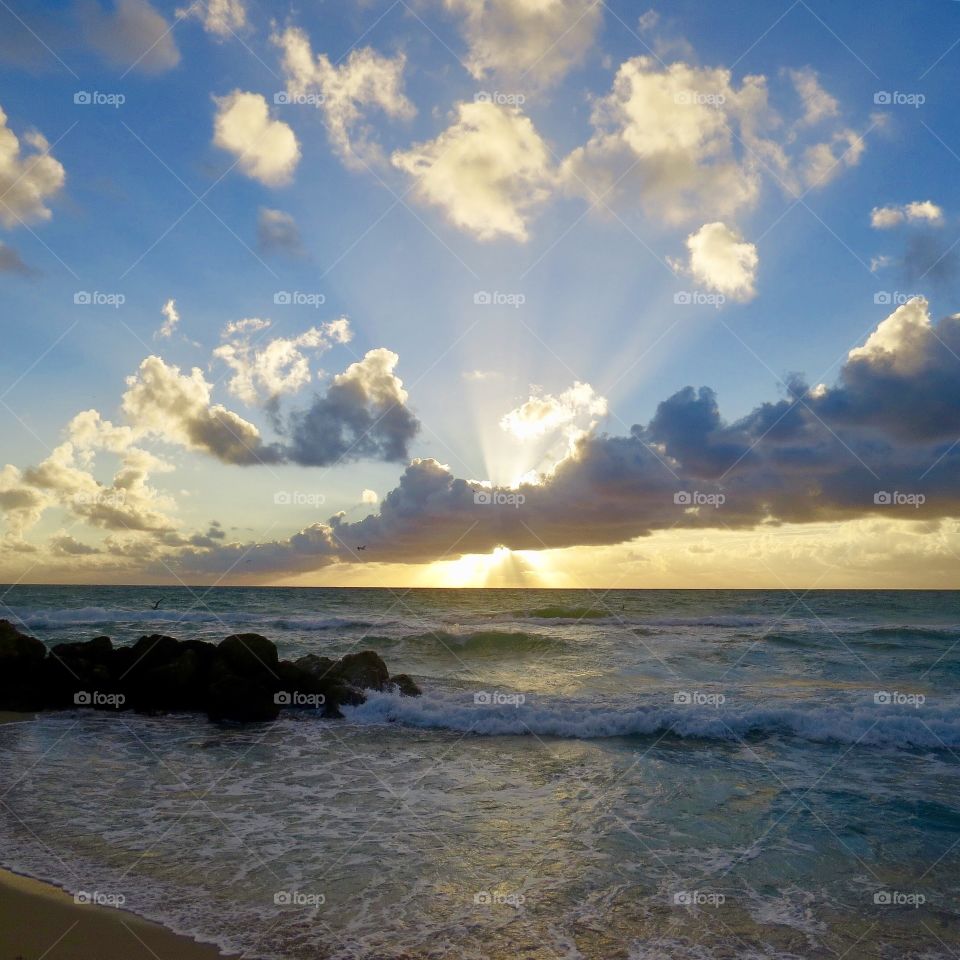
286;348;420;467
257;208;302;256
173;297;960;575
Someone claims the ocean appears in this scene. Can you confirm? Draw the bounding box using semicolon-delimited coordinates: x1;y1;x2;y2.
0;585;957;959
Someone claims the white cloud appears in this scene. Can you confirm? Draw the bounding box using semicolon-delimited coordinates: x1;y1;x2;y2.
361;488;379;505
0;105;65;228
122;356;280;464
847;296;931;374
871;200;945;229
501;381;607;441
443;0;602;88
178;0;246;37
561;56;866;224
799;128;865;189
392;100;553;242
788;67;839;125
82;0;180;73
157;298;179;339
213;318;353;405
274;27;414;169
213;91;300;186
679;221;758;301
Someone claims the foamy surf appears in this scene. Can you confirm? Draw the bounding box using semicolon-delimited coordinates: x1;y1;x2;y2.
344;689;960;749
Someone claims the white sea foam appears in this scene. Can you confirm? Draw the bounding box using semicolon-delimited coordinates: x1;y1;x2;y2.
344;689;960;749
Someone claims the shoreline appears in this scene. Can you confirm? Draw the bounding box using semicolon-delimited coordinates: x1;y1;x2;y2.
0;866;238;959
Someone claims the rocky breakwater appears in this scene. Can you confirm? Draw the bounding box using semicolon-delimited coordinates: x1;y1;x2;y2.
0;619;420;723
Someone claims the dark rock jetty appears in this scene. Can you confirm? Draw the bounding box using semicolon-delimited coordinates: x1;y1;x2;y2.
0;619;420;723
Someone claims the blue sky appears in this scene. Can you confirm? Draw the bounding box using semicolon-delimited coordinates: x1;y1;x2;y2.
1;0;959;586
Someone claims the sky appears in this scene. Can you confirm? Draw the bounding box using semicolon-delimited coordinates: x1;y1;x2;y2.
1;0;959;588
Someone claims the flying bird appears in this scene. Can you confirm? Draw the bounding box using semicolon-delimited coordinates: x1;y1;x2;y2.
150;599;163;610
357;545;367;551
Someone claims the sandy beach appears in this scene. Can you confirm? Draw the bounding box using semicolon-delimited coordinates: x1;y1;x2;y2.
0;867;234;959
1;713;230;959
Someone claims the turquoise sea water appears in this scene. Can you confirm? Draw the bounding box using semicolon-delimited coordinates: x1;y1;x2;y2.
0;586;958;958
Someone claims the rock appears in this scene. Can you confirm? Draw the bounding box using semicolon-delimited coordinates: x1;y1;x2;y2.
0;627;412;724
217;634;279;679
206;660;279;723
129;649;204;713
0;619;46;665
0;620;47;711
332;651;389;691
293;654;336;680
390;674;422;697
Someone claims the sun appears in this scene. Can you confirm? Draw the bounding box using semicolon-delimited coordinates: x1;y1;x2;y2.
425;546;554;587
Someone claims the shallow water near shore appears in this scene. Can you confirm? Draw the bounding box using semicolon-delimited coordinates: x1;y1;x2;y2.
1;586;958;958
